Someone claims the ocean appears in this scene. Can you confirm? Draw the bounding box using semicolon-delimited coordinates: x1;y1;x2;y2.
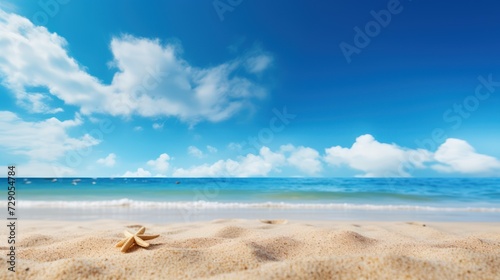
6;177;500;222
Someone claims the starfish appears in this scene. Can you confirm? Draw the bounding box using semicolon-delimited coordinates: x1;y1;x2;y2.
115;226;159;253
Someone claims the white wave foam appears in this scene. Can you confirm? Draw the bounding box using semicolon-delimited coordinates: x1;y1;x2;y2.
13;199;500;212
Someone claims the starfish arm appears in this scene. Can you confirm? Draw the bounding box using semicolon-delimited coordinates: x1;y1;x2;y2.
134;236;150;248
136;234;159;240
115;237;129;247
121;236;135;253
124;230;134;238
135;227;146;235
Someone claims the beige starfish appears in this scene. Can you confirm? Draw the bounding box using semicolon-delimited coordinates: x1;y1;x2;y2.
115;226;159;253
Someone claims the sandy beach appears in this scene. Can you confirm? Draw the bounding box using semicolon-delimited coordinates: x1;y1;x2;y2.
1;219;499;279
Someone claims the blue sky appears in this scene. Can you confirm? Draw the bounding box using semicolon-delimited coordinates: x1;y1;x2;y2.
1;0;499;177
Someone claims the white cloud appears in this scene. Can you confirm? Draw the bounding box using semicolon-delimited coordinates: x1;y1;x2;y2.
188;146;204;158
173;160;232;177
97;153;116;167
228;142;243;151
122;153;170;177
173;147;285;177
324;134;432;177
152;123;164;130
207;145;218;153
0;111;100;177
0;111;100;162
0;10;271;124
245;54;273;73
133;126;143;131
147;153;170;173
122;168;152;177
174;138;499;177
283;145;322;175
0;10;106;114
432;139;500;174
175;145;327;177
25;93;63;114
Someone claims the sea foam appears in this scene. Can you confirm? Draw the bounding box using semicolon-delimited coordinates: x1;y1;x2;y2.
15;199;500;212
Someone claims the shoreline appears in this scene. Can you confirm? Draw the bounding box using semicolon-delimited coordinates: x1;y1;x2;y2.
1;219;499;279
18;207;500;223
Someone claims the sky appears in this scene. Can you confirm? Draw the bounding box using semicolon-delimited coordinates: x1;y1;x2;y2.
0;0;499;177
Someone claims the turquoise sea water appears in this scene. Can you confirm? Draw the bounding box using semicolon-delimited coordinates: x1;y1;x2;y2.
5;178;500;222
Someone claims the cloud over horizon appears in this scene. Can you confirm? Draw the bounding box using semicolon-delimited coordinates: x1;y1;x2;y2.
432;138;500;174
172;147;285;177
324;134;432;177
97;153;116;167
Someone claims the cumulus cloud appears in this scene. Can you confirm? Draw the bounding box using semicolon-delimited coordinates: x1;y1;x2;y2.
97;153;116;167
432;139;500;174
0;10;105;114
324;134;432;177
0;111;100;162
0;111;101;177
207;145;218;153
227;142;243;151
282;145;322;175
24;93;64;114
188;146;204;158
176;137;499;177
121;154;170;177
147;153;170;173
173;147;285;177
0;10;271;124
152;123;164;130
122;168;152;177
